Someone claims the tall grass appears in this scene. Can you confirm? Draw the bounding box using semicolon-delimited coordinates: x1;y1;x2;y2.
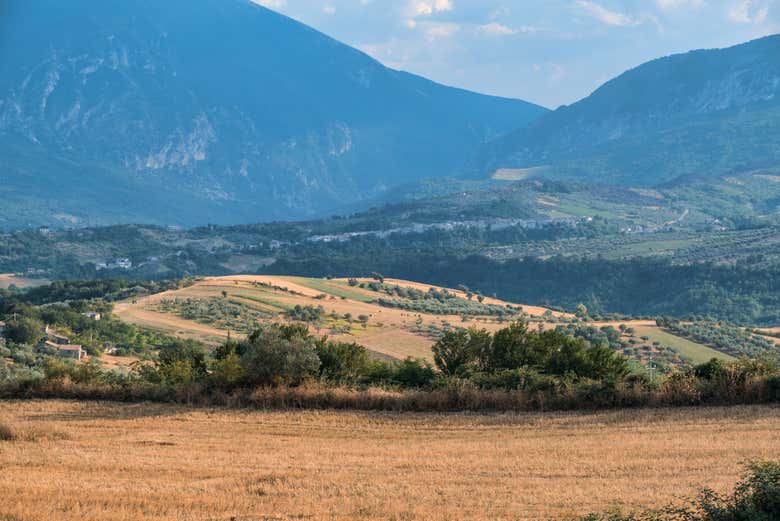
1;364;777;412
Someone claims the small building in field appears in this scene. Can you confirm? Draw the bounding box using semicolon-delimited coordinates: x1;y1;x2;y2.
44;325;70;345
43;341;87;361
57;344;87;361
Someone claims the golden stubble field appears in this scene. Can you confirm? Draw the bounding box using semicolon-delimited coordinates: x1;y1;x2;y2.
1;401;778;521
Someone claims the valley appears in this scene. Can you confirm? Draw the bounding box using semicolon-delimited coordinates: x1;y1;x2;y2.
2;2;780;520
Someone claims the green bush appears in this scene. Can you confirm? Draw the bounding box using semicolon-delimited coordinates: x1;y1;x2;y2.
140;340;209;386
392;358;435;388
581;462;780;520
315;340;373;385
431;327;489;377
238;324;320;387
3;317;44;346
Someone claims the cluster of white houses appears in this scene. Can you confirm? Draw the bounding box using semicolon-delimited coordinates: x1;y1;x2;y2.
307;217;589;244
95;258;132;271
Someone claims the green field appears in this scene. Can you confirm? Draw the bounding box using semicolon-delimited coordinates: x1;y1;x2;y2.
290;277;376;303
635;326;734;364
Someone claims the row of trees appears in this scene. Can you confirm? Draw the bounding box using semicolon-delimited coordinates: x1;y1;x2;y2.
140;323;437;390
432;322;630;382
137;321;632;393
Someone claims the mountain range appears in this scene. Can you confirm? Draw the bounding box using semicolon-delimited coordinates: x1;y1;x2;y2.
480;34;780;186
0;0;545;228
2;1;780;229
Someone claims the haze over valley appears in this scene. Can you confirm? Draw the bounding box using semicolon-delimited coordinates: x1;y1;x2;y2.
1;2;780;520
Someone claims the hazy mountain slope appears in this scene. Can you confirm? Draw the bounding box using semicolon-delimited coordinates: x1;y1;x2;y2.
0;0;547;228
481;34;780;186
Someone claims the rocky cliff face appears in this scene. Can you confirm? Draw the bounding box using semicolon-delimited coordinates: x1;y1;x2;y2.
0;0;546;228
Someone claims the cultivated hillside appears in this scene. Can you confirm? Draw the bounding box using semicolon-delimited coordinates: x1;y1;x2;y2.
480;34;780;186
114;275;733;366
0;0;546;228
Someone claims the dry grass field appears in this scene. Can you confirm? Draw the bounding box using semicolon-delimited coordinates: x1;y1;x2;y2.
0;273;50;290
0;400;778;521
114;275;726;365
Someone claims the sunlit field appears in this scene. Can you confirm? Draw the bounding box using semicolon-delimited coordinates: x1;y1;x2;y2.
114;275;727;366
1;401;778;521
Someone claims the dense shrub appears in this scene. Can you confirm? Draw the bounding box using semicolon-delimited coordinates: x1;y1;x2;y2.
431;327;488;377
315;340;373;385
432;322;630;387
581;461;780;521
237;324;321;387
3;317;44;345
392;358;436;388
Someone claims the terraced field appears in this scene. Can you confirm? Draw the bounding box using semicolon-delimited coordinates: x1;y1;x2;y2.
114;275;730;365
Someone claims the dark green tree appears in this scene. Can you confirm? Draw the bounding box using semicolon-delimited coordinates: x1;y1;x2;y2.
315;340;372;384
3;317;44;346
239;324;320;387
432;327;489;377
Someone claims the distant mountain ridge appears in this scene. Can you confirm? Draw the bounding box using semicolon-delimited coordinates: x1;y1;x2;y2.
0;0;546;228
481;34;780;186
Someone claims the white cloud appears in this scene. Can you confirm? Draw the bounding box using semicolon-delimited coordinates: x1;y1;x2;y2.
323;4;336;15
476;22;517;36
250;0;287;9
435;0;453;11
406;0;454;17
655;0;704;11
489;6;512;20
575;0;635;26
549;63;566;84
728;0;771;23
729;0;752;22
424;22;460;39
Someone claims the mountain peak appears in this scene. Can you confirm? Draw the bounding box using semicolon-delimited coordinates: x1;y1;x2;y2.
482;33;780;186
0;0;547;228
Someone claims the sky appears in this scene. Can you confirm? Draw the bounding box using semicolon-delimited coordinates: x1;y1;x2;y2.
252;0;780;108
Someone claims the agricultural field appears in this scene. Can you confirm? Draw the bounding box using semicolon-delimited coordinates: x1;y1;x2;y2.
485;226;780;265
0;273;49;290
0;400;778;521
113;275;730;367
115;275;565;361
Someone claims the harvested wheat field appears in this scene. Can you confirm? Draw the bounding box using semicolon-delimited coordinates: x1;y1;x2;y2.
0;401;778;521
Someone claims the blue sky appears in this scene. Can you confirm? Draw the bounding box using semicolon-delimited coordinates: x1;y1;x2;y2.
252;0;780;107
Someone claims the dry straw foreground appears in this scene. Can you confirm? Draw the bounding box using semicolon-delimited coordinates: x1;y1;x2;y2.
0;401;778;521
